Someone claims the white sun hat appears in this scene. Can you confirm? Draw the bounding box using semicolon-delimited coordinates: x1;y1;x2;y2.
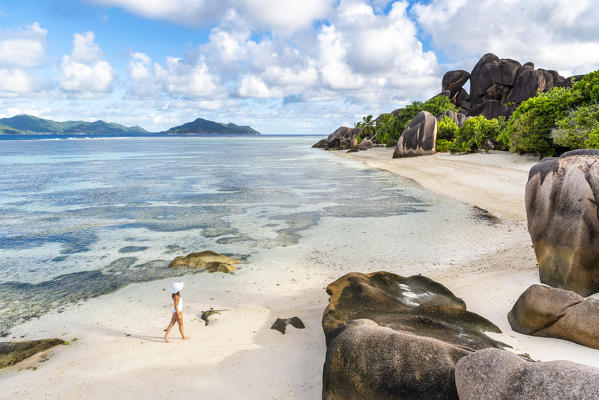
172;281;184;294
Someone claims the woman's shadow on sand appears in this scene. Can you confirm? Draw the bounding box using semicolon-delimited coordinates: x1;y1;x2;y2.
79;322;167;343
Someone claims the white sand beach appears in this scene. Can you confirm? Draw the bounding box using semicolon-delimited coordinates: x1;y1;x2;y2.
2;149;599;400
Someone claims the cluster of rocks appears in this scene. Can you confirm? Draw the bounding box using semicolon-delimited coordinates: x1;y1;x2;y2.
168;250;240;273
312;126;382;151
321;271;599;399
314;53;585;158
442;53;583;119
508;149;599;348
322;271;506;399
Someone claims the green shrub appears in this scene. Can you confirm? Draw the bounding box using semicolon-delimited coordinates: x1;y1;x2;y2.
437;116;458;140
569;70;599;105
552;104;599;149
421;95;459;117
500;87;573;157
586;128;599;148
377;116;402;145
453;116;506;153
375;113;392;128
377;95;458;146
435;139;453;152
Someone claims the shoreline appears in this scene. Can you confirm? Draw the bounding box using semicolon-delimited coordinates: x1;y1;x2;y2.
3;147;599;399
334;147;539;221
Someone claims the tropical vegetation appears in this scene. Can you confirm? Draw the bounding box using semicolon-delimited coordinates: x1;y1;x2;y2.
353;69;599;158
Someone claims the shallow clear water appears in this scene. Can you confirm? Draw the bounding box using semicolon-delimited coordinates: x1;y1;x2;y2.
0;136;501;334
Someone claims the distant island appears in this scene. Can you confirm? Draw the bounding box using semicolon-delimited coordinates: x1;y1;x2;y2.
163;117;260;135
0;114;260;136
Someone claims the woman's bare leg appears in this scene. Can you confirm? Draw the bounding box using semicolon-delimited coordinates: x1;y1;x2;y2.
164;314;177;343
177;318;190;340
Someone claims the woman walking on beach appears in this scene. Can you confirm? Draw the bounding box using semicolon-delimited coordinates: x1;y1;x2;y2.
164;281;191;343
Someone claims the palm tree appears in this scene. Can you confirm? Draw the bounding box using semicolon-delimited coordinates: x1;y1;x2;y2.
360;115;375;138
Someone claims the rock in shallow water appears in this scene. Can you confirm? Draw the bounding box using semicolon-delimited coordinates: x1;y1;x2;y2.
508;284;599;349
0;339;65;369
455;348;599;400
525;150;599;296
168;250;239;273
322;271;506;400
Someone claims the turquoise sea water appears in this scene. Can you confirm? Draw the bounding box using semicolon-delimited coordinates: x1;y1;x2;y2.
0;136;501;335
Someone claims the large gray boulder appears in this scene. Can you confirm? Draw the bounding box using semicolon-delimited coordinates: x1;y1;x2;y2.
548;70;566;86
508;284;599;349
470;54;521;106
508;69;554;104
357;139;372;150
556;74;586;88
437;110;466;128
313;126;362;150
525;150;599;296
514;62;535;84
442;70;470;99
323;320;468;400
323;271;504;348
468;99;510;119
322;271;506;400
455;348;599;400
393;111;437;158
469;53;500;106
455;88;471;111
328;126;361;149
437;110;458;124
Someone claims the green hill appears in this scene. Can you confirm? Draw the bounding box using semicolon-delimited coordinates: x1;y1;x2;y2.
0;114;260;136
164;117;260;135
0;115;149;135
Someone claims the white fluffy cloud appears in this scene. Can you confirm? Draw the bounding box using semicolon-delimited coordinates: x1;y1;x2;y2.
89;0;228;27
127;52;166;98
165;57;221;98
126;52;222;100
0;68;37;96
118;0;443;133
238;75;281;98
60;31;115;97
0;22;47;68
237;0;334;34
90;0;334;34
413;0;599;75
70;31;102;63
0;23;49;97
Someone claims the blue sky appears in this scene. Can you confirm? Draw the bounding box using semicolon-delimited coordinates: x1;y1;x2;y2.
0;0;597;133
